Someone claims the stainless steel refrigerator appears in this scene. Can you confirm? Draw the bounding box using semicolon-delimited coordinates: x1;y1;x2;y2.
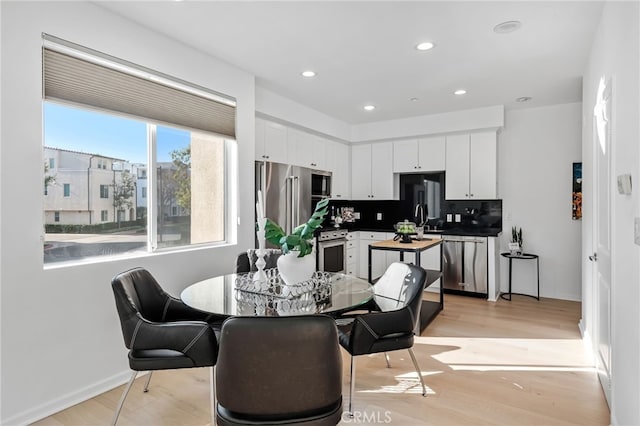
256;161;313;238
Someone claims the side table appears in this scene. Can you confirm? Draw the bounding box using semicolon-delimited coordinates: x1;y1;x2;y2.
500;252;540;301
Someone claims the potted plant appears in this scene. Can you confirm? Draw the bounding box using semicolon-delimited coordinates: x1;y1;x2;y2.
510;226;523;255
263;198;329;285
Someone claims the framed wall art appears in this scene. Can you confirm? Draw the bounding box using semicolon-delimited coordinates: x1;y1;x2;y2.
572;162;582;220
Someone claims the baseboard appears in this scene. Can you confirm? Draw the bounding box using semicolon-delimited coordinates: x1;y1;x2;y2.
2;369;133;426
579;322;596;365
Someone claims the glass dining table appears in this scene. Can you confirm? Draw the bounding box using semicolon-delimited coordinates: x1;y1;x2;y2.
180;270;375;317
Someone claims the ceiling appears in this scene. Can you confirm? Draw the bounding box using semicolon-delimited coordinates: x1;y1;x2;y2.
96;1;604;124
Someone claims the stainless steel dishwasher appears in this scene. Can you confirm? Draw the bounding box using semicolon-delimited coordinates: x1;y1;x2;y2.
442;235;488;297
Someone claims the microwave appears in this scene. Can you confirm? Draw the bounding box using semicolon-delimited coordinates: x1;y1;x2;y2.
311;171;332;198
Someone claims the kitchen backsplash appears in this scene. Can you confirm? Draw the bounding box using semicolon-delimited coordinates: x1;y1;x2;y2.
322;199;502;231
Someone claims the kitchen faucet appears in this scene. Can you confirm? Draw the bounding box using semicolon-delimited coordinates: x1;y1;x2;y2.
414;203;426;227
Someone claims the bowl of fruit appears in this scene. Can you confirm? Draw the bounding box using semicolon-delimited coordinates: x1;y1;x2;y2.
393;220;417;243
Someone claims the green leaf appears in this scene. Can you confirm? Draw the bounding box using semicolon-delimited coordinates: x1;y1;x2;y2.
263;219;285;246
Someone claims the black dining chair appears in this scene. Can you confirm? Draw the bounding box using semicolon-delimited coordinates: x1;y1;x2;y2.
215;315;343;425
110;267;220;426
336;262;430;415
234;248;282;273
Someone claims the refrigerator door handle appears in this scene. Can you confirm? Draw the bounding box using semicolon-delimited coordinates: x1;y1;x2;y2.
292;176;300;232
285;175;300;235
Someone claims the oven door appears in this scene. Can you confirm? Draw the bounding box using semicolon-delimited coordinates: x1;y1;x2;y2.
318;239;346;274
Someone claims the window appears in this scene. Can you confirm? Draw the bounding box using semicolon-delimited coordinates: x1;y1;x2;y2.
63;183;70;197
49;158;55;169
42;36;236;265
54;212;60;222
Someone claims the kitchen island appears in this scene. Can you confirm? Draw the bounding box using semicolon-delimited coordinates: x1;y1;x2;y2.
368;237;443;332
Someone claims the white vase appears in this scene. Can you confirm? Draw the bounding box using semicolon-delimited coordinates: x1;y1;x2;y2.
277;251;315;287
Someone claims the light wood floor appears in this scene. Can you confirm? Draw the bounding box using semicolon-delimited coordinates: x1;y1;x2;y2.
34;294;610;425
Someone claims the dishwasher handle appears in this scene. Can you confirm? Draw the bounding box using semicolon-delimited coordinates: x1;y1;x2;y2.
443;236;487;244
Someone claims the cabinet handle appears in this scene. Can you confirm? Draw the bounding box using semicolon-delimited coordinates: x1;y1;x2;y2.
465;193;469;197
470;193;474;197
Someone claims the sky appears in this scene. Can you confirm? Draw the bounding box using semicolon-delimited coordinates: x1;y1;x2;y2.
43;102;189;163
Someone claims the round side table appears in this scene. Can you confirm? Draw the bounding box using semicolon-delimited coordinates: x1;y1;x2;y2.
500;252;540;301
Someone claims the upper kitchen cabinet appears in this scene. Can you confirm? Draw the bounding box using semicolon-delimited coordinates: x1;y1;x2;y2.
393;136;446;172
255;118;288;164
326;141;351;199
445;131;497;199
289;128;328;171
351;142;394;200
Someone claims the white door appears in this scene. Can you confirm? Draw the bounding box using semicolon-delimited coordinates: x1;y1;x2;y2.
592;77;612;405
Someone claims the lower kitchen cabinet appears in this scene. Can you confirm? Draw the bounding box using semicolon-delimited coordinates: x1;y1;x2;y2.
346;232;357;276
357;231;388;280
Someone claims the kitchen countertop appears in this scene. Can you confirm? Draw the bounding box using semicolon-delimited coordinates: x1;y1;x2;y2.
329;226;502;237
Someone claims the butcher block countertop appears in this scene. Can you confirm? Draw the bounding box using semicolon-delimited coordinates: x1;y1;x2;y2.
369;238;442;250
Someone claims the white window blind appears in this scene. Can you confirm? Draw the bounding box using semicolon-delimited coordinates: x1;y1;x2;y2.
42;39;236;139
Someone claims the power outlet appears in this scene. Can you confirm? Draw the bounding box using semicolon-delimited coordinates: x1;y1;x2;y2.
376;212;382;221
455;214;461;223
446;214;453;222
635;217;640;245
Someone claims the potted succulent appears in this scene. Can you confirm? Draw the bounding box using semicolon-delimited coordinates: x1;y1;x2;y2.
263;198;329;285
510;226;523;255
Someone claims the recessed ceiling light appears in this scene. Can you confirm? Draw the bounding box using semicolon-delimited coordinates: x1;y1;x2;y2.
454;89;467;95
415;42;435;51
494;21;522;34
363;105;376;111
301;70;316;78
410;97;419;102
516;96;532;102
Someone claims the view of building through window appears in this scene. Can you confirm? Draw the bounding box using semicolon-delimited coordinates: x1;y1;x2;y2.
43;102;227;264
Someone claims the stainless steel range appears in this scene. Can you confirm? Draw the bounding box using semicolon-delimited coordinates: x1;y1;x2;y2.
316;229;348;273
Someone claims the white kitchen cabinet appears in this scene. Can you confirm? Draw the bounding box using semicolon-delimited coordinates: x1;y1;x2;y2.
255;118;288;164
326;141;351;199
357;231;388;280
346;232;358;276
393;136;446;173
445;131;497;199
351;142;393;200
289;129;328;170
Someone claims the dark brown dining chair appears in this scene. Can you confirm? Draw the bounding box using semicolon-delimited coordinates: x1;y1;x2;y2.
110;267;220;425
336;262;430;415
215;315;343;425
234;248;282;273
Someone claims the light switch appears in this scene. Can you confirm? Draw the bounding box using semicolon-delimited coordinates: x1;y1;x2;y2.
376;212;382;220
354;212;361;219
455;214;461;223
635;217;640;245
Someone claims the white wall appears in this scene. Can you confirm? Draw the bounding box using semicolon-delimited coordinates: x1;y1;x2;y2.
256;86;352;142
350;105;505;143
498;103;583;301
582;2;640;425
0;2;255;424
